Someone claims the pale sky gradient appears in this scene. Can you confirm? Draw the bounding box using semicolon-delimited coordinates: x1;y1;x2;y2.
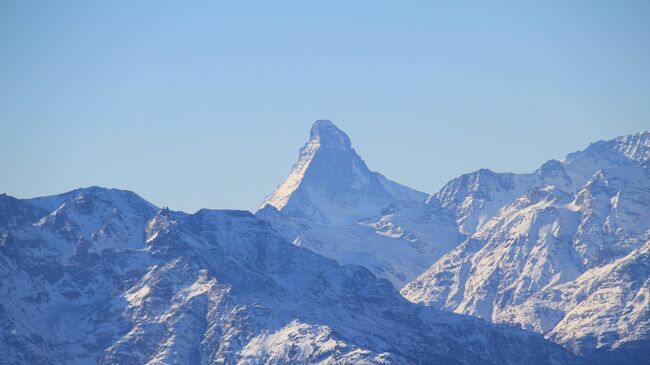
1;1;649;212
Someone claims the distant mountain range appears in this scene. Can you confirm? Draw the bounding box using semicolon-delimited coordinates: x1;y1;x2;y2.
401;130;650;361
1;120;648;364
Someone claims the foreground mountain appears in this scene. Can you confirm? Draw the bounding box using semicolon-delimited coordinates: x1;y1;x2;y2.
258;120;464;287
0;188;577;364
402;131;650;361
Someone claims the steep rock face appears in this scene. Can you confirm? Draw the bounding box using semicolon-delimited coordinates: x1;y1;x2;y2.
0;189;577;365
262;120;426;226
402;131;650;360
0;194;47;233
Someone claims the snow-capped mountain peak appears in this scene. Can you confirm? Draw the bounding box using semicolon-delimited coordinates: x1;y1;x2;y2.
255;121;444;287
261;120;426;225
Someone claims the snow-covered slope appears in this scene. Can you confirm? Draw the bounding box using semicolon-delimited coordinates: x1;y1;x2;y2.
509;239;650;354
256;201;464;287
258;120;464;287
0;188;578;365
402;131;650;361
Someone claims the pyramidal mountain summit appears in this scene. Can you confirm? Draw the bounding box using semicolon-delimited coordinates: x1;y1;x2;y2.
2;120;650;365
261;120;427;225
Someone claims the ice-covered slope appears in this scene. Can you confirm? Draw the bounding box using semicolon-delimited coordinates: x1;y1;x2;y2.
262;120;427;226
402;131;650;360
258;120;464;287
0;189;578;365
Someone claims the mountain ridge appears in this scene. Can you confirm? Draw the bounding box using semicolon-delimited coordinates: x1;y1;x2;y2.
0;188;578;365
402;129;650;360
2;123;649;364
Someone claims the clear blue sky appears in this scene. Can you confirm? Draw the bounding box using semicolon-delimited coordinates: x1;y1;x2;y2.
1;1;649;212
